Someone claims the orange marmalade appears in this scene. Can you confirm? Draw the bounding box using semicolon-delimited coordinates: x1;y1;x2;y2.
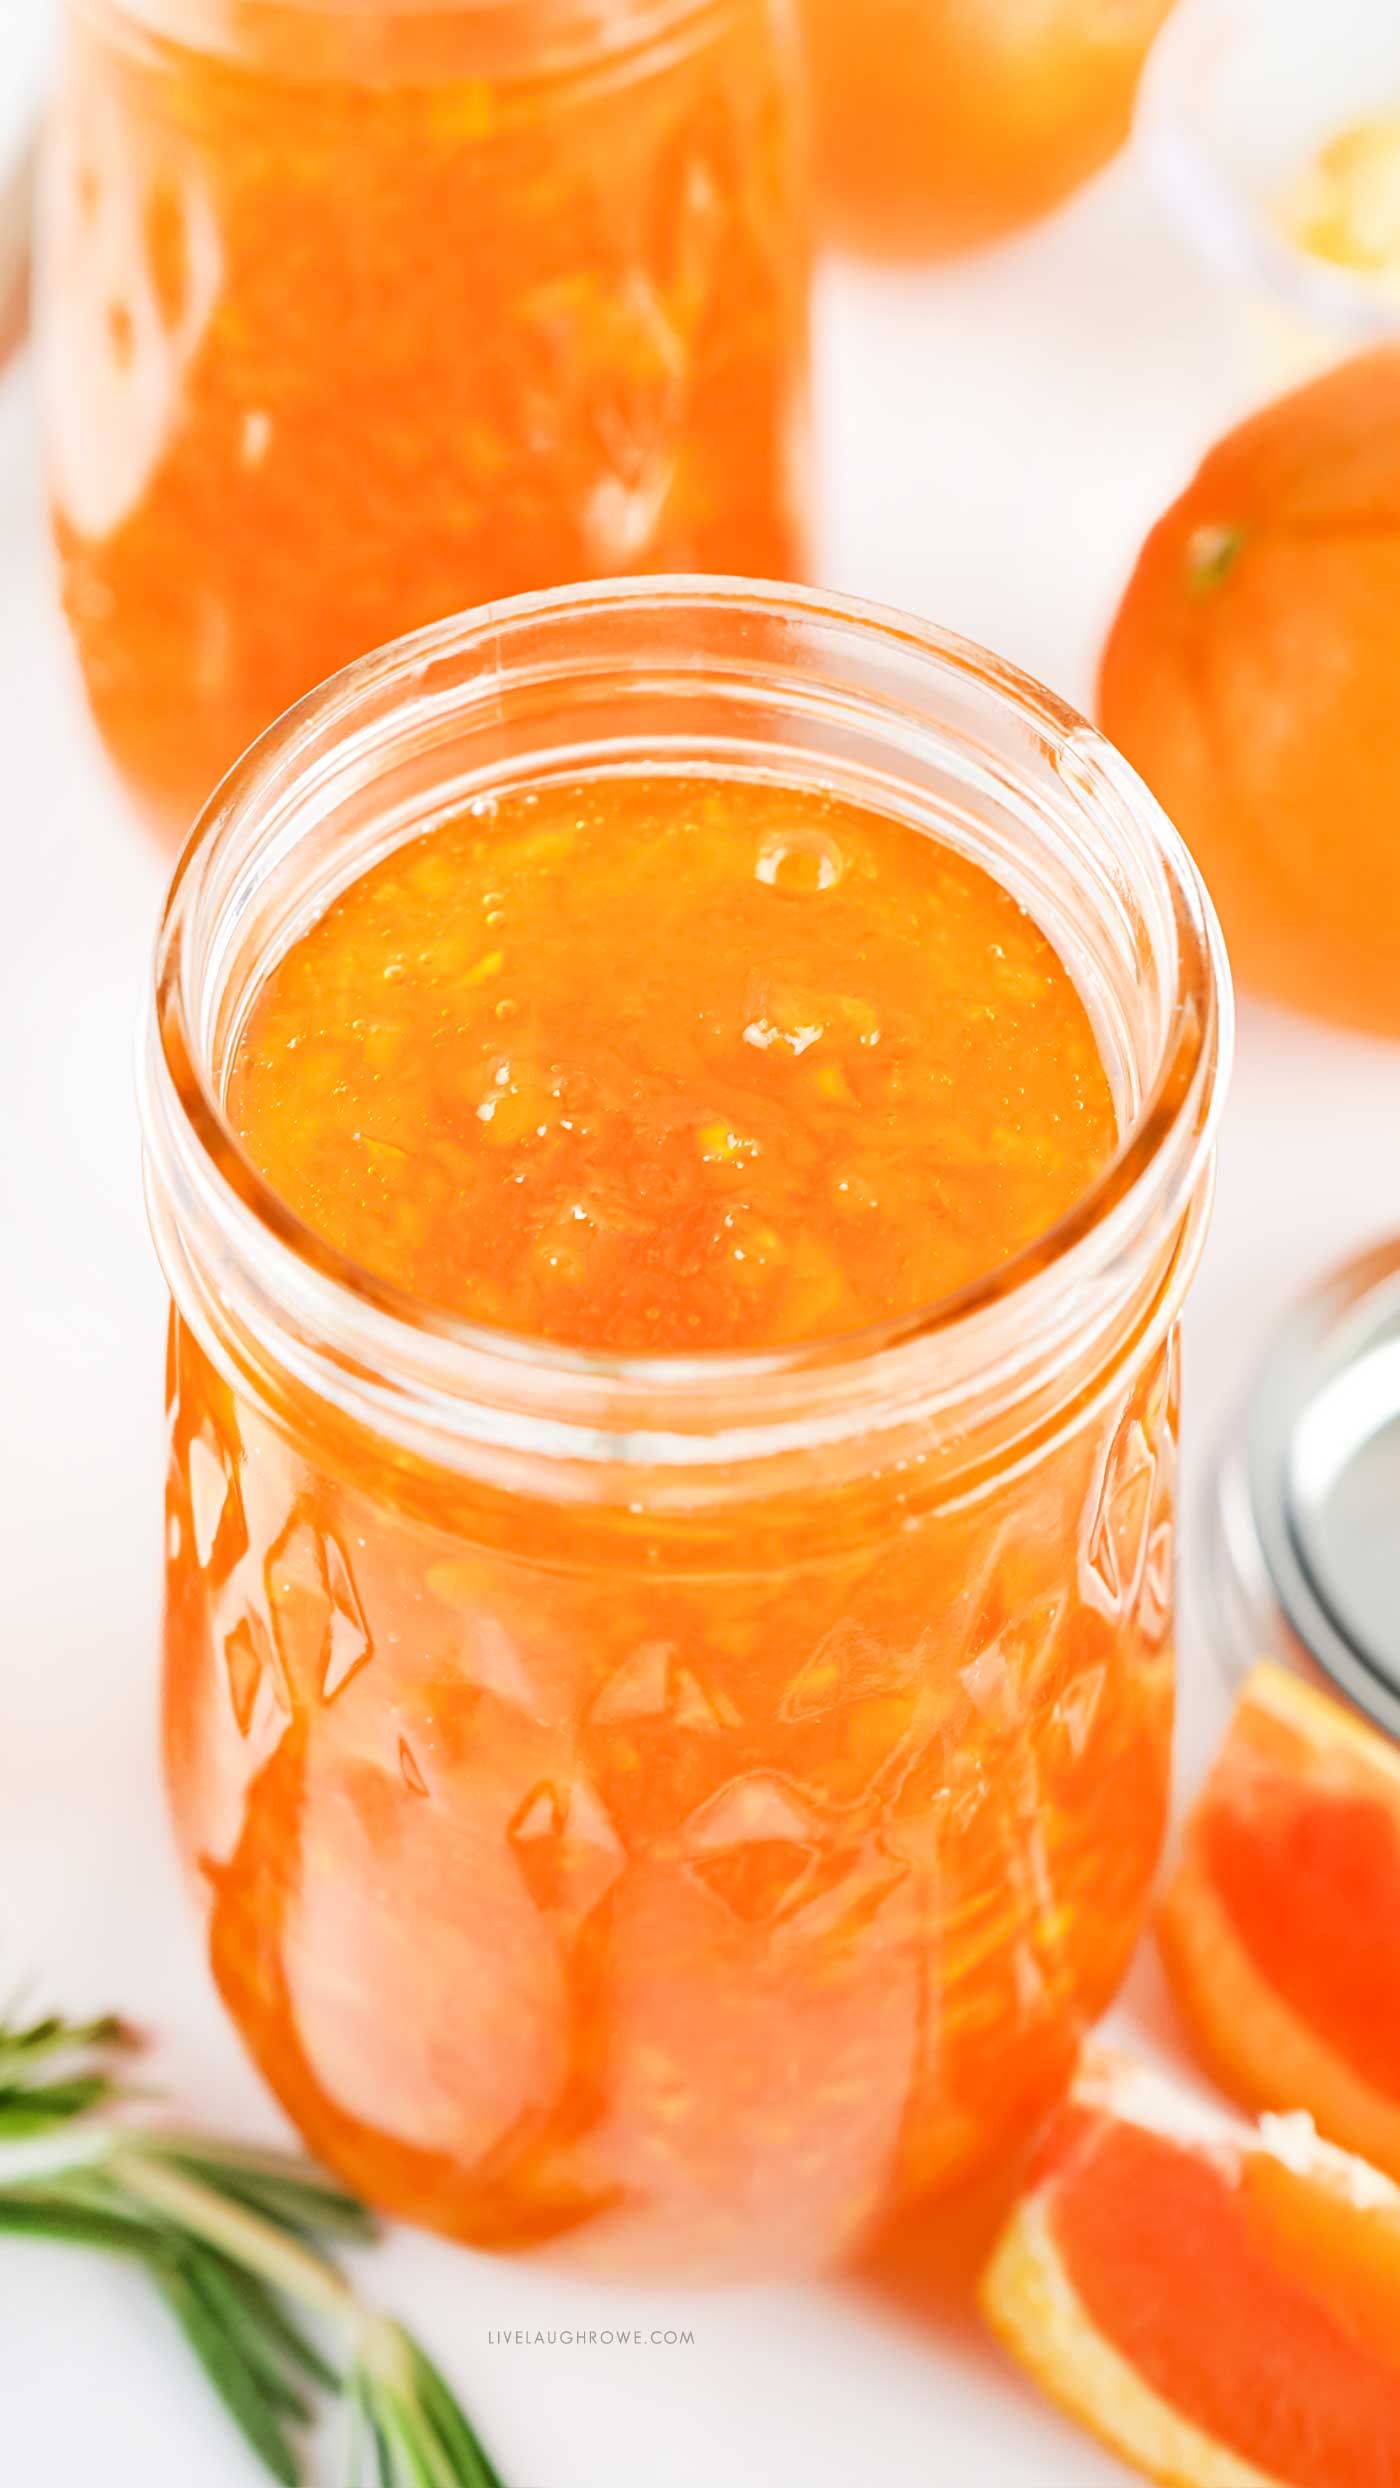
147;584;1227;2279
41;0;808;834
227;777;1117;1347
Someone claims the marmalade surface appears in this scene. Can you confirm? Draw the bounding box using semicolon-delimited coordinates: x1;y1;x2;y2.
226;775;1117;1347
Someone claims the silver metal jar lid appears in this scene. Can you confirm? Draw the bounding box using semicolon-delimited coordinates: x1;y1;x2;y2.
1202;1237;1400;1742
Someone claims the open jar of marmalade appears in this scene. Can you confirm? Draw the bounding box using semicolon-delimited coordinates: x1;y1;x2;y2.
39;0;810;835
141;580;1229;2280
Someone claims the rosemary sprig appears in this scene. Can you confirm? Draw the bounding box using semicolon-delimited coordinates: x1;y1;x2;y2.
0;2008;136;2134
0;2006;506;2488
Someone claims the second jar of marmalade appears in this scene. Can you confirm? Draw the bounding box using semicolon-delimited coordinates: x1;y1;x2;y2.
39;0;811;833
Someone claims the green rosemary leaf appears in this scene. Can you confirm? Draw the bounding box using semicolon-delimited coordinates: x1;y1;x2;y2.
212;2253;341;2391
0;2195;159;2259
406;2344;506;2488
370;2397;440;2488
153;2259;304;2488
0;2012;133;2067
168;2152;377;2246
0;1994;510;2487
182;2251;317;2424
347;2383;371;2488
348;2374;397;2488
372;2412;399;2488
0;2074;120;2137
0;2010;136;2138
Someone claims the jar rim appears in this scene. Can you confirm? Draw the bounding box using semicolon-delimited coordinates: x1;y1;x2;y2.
142;576;1232;1476
86;0;742;81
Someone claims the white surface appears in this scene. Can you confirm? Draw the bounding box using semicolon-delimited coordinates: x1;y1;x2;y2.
0;1;46;172
5;61;1400;2488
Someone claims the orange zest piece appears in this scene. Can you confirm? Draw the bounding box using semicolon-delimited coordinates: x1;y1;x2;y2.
981;2051;1400;2488
1158;1662;1400;2184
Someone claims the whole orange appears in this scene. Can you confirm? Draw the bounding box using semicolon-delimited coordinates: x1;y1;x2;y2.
802;0;1175;259
1100;350;1400;1038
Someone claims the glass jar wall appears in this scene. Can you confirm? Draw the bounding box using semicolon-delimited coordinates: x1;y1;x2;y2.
141;580;1229;2280
40;1;810;834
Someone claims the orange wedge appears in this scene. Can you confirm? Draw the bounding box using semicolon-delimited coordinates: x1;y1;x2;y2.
1158;1663;1400;2182
981;2051;1400;2488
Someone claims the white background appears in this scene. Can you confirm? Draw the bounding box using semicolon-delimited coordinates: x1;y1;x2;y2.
4;5;1400;2483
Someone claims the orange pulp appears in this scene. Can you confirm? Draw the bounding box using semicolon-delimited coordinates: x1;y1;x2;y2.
165;771;1178;2277
1200;1724;1400;2113
1044;2106;1400;2485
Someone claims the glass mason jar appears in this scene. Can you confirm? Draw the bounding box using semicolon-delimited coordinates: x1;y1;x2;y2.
141;579;1229;2281
38;0;810;837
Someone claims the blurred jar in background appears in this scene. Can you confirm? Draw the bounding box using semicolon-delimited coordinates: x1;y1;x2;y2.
803;0;1174;260
38;0;810;836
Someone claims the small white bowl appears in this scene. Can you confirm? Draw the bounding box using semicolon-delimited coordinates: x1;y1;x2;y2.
1137;0;1400;384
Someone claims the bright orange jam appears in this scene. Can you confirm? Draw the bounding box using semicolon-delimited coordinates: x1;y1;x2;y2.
43;0;808;834
227;775;1116;1346
165;771;1179;2277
